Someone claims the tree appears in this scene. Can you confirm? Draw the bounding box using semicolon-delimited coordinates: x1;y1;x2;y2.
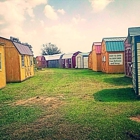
41;43;61;55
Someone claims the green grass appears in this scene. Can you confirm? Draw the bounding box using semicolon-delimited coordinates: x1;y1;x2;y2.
0;68;140;140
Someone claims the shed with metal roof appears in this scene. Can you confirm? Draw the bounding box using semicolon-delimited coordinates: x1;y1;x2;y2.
0;43;6;89
44;54;64;68
91;42;102;71
62;51;81;68
0;36;34;82
101;37;126;73
128;27;140;96
36;56;46;68
76;52;89;68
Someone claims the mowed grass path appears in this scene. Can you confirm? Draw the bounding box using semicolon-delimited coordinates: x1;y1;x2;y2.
0;69;140;140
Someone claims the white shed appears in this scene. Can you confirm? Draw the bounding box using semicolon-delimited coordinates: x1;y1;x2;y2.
76;52;89;68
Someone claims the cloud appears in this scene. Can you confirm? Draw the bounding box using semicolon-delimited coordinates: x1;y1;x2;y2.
44;5;58;20
72;15;86;25
57;9;66;15
89;0;114;12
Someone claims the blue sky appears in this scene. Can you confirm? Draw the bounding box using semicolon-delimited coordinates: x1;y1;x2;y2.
0;0;140;56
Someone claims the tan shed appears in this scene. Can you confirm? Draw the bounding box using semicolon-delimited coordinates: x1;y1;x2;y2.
91;42;102;71
0;36;34;82
0;43;6;89
101;37;126;73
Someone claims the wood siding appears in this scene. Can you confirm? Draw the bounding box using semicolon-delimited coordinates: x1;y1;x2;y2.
0;43;6;88
0;37;34;82
88;52;92;69
101;40;125;73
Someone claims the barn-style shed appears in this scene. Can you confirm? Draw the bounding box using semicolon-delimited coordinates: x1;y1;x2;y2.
45;54;64;68
0;43;6;89
101;37;126;73
62;51;80;68
0;36;34;82
76;52;89;68
88;51;92;69
124;37;132;77
91;42;102;71
36;56;46;68
128;27;140;96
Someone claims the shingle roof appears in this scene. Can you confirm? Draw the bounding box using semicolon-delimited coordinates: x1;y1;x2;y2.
13;42;33;55
103;37;126;52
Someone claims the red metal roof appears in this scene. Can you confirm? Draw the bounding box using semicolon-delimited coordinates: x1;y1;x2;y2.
13;42;33;56
92;42;101;54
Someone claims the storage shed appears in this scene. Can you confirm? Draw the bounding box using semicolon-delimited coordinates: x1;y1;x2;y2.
101;37;126;73
91;42;102;71
124;37;132;77
128;27;140;95
0;36;34;82
36;56;46;68
0;43;6;89
76;52;89;68
62;51;80;68
45;54;64;68
88;51;92;69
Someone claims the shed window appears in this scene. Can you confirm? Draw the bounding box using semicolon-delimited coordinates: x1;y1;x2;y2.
30;56;33;66
0;53;1;70
21;55;24;66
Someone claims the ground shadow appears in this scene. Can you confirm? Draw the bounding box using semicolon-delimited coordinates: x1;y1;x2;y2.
104;76;132;86
93;88;140;102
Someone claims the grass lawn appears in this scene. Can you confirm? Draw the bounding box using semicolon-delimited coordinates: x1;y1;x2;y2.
0;68;140;140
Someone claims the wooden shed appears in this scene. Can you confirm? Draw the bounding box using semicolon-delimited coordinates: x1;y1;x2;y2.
36;56;46;68
0;43;6;89
0;36;34;82
76;52;89;68
45;54;64;68
128;27;140;95
62;51;80;68
91;42;102;71
88;51;92;69
101;37;126;73
124;37;132;77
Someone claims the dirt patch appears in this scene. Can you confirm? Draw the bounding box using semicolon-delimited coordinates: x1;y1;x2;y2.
12;96;64;109
130;115;140;123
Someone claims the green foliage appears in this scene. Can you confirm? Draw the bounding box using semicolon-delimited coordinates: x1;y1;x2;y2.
41;42;61;55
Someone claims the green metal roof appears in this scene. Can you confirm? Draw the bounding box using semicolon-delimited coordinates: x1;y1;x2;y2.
103;37;126;52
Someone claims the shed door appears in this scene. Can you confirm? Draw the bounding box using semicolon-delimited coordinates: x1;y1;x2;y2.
132;36;140;95
83;57;88;68
77;57;81;68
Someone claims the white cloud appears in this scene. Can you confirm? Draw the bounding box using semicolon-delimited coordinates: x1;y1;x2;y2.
72;15;86;25
44;5;58;20
89;0;114;12
57;9;66;15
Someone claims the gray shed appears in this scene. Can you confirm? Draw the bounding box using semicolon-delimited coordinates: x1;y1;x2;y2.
128;27;140;95
45;54;64;68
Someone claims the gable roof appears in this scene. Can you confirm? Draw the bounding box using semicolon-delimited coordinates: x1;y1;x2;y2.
103;37;126;52
44;54;63;60
128;27;140;36
13;42;33;56
92;42;102;54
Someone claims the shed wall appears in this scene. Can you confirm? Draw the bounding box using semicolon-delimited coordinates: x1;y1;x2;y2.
0;44;6;88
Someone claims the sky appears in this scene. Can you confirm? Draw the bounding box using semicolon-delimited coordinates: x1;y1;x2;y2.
0;0;140;56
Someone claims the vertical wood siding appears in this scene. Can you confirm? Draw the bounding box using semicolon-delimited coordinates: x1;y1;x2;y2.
0;44;6;88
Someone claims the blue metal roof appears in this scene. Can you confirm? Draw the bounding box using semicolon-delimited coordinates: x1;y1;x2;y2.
103;37;126;52
128;27;140;36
